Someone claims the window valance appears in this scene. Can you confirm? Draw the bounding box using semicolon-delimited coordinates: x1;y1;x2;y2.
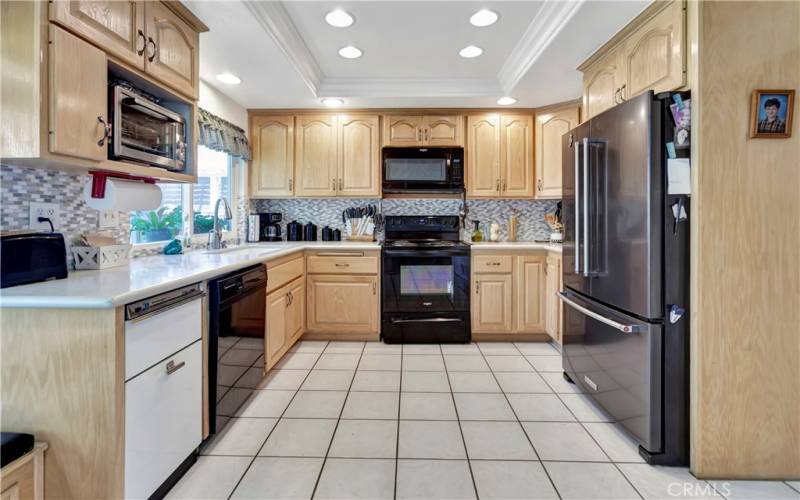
198;108;251;160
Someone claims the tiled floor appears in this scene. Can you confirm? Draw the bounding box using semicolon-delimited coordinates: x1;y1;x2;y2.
168;341;800;500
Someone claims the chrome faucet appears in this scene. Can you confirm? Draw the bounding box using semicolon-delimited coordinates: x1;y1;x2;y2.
208;197;233;250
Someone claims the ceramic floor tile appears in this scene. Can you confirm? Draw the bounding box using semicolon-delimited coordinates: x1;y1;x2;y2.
584;423;646;463
235;390;295;418
218;364;249;386
398;420;466;459
523;422;608;461
166;456;251;499
471;460;559;500
617;464;719;499
403;344;442;355
507;393;576;421
235;367;269;389
396;459;476;500
709;481;800;499
559;393;614;422
351;370;401;392
315;458;395;500
526;355;564;372
484;355;535;372
358;354;401;371
329;420;398;458
788;483;800;494
444;355;490;372
234;337;264;350
218;336;240;348
400;392;457;420
220;348;263;367
540;371;583;393
315;353;361;370
514;342;561;356
259;418;337;457
284;391;347;418
448;372;501;393
218;387;252;417
401;371;451;392
276;352;320;370
300;370;354;391
494;372;553;393
460;421;537;460
363;342;402;353
453;393;516;421
231;457;323;500
341;391;399;420
289;340;328;353
477;342;521;355
259;369;309;391
440;343;482;355
201;417;277;456
544;462;640;500
324;341;365;353
402;354;446;371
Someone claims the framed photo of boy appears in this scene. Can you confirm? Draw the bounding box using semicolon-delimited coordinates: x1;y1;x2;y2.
750;89;794;138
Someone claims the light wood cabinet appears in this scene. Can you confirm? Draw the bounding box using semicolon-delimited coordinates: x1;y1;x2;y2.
337;115;380;197
48;25;108;162
515;255;546;333
383;115;425;146
535;104;580;199
545;254;563;343
383;115;464;146
50;0;145;70
467;113;534;198
472;273;513;333
287;278;305;345
306;274;379;334
265;286;288;369
582;47;625;120
250;115;294;198
143;1;199;99
0;443;46;500
424;115;463;146
466;114;501;197
500;114;534;198
295;115;338;197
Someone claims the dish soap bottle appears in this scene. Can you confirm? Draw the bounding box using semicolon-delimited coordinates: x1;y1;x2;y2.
508;210;518;242
471;220;483;242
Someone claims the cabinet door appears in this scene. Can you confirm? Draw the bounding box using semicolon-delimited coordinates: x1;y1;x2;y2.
338;115;380;197
535;106;579;199
623;0;685;98
250;116;294;198
544;256;562;342
50;0;145;69
472;273;512;333
307;275;378;334
383;115;424;146
466;114;501;198
144;1;198;99
48;25;108;162
286;278;305;346
424;115;463;146
500;114;534;198
295;115;338;197
265;286;288;370
582;47;624;120
515;255;546;333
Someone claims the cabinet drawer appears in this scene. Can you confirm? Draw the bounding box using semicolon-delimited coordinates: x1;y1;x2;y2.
307;254;378;274
125;341;202;500
125;297;203;380
473;255;512;273
267;255;304;293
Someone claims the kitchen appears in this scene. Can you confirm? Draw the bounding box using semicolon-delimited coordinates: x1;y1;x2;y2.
0;1;798;499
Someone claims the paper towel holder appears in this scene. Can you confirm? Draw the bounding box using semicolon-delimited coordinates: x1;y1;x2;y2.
89;171;156;199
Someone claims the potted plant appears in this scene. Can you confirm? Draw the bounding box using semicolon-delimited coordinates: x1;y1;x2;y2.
130;206;181;243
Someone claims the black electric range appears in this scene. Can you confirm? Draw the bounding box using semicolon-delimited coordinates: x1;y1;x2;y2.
381;216;471;343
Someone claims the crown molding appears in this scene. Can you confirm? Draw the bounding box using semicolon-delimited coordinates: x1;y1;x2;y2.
243;0;324;95
318;77;502;98
498;0;585;93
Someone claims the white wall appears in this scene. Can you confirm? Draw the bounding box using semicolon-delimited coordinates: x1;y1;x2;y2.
198;80;248;133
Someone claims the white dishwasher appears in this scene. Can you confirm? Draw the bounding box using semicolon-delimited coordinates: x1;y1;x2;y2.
124;283;204;499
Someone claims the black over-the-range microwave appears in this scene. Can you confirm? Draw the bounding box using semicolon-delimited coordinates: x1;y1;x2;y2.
382;147;464;194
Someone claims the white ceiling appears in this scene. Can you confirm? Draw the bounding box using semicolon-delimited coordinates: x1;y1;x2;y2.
186;0;650;109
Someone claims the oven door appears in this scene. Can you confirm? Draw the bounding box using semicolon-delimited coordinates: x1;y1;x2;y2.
382;249;470;313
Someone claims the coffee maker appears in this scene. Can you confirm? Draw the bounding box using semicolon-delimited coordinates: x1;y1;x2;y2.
247;213;283;242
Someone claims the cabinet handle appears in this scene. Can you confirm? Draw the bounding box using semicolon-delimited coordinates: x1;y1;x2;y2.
334;263;350;267
338;178;343;190
372;281;376;294
147;36;156;62
286;292;291;306
496;179;501;192
417;129;422;142
486;262;501;266
424;128;429;141
619;84;626;101
476;282;480;294
136;29;146;56
165;359;185;375
288;179;293;191
97;116;111;146
537;179;542;191
502;179;507;191
332;178;336;191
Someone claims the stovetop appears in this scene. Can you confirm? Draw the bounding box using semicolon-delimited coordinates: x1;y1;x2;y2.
383;239;467;248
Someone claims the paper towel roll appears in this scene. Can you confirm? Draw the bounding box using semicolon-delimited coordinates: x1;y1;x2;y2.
83;179;163;212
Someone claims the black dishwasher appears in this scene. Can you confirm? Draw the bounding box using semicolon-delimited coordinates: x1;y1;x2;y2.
208;264;267;435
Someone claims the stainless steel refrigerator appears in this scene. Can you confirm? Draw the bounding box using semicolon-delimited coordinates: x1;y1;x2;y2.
560;90;690;466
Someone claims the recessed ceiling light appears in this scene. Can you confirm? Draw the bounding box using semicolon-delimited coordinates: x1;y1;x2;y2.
216;72;241;85
497;96;518;106
325;9;354;28
459;45;483;58
470;9;499;27
321;98;344;107
338;45;363;59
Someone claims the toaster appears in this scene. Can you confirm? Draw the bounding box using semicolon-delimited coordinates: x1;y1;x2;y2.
0;232;68;288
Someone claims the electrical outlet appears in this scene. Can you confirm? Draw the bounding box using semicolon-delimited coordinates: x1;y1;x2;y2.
29;202;60;231
98;211;119;228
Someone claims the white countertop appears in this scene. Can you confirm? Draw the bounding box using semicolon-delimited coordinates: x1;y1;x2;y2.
0;242;379;309
468;241;563;253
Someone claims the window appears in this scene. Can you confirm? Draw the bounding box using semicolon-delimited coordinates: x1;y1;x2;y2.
193;146;232;234
130;183;184;244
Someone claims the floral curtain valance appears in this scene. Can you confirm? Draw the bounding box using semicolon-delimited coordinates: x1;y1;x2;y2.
198;108;251;160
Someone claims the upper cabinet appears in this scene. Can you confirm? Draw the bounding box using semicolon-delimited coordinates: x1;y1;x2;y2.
295;115;338;197
250;115;294;198
383;115;463;147
338;115;381;197
467;113;534;199
579;0;685;120
535;103;580;199
143;1;199;99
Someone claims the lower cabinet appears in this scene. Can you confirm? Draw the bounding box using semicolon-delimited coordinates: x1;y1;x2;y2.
306;274;379;335
545;254;563;343
265;276;304;370
472;273;513;333
515;255;546;333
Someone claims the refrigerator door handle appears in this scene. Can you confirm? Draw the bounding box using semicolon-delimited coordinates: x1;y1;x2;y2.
574;137;581;274
558;292;642;333
582;138;590;277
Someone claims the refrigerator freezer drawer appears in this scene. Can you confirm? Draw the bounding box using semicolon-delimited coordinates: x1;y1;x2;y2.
560;291;662;453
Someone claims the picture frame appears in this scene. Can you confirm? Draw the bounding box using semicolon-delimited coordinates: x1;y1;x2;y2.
750;89;794;138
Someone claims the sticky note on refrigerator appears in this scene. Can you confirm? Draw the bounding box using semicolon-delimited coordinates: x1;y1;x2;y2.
667;158;691;194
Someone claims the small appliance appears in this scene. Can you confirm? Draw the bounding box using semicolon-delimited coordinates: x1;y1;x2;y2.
247;213;283;242
0;232;68;288
382;147;464;194
286;221;302;241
